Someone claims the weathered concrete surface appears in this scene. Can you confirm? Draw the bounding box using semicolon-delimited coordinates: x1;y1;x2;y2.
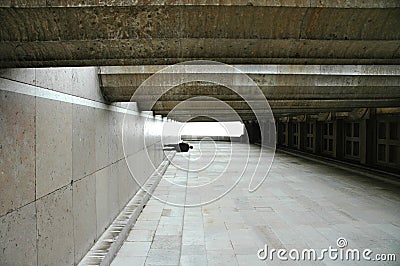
73;175;97;264
2;0;400;8
148;99;400;122
0;202;37;266
0;90;35;217
103;85;400;102
36;97;73;199
36;185;74;265
0;3;399;67
98;65;400;121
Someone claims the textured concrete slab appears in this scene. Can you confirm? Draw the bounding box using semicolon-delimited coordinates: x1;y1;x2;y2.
109;163;121;219
111;256;147;266
72;104;96;181
36;185;74;265
151;235;181;250
3;0;400;8
35;67;104;102
36;97;72;199
95;166;111;237
180;254;207;266
112;142;400;265
35;68;75;95
73;175;97;264
127;229;155;242
0;68;35;84
117;159;139;209
95;108;110;170
0;90;35;216
109;111;124;163
118;242;152;257
146;249;180;265
1;4;400;67
0;202;37;266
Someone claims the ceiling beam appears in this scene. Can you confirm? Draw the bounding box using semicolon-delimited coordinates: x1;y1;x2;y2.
146;99;400;111
1;5;399;67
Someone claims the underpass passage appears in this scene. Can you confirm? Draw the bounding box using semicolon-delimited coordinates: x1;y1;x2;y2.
111;142;400;266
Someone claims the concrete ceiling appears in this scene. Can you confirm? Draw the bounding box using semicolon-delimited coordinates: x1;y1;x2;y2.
99;65;400;121
1;1;399;122
0;1;399;67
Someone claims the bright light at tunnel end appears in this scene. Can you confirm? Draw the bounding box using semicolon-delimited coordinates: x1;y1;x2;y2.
180;121;244;137
122;60;276;207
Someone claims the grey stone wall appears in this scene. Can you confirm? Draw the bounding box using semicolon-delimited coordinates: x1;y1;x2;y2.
0;67;165;265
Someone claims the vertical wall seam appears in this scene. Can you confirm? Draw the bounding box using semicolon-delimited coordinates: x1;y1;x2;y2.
72;102;76;265
34;68;39;266
94;161;98;245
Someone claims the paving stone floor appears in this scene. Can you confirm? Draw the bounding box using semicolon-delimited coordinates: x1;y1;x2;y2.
112;142;400;266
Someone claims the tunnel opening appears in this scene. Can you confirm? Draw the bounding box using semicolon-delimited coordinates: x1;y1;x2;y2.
179;121;244;142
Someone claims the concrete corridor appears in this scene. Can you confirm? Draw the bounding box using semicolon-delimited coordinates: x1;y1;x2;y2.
111;142;400;266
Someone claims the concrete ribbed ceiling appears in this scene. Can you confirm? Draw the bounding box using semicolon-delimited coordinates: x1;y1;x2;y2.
0;0;399;67
99;65;400;121
1;1;399;121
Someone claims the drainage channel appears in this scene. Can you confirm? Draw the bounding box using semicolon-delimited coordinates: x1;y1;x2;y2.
78;151;176;266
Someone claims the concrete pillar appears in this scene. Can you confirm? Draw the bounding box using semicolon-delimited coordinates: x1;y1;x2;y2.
287;121;293;147
366;112;376;166
336;119;345;159
259;120;275;147
284;122;289;146
277;122;286;146
299;122;306;151
315;121;322;154
332;121;337;158
360;119;367;164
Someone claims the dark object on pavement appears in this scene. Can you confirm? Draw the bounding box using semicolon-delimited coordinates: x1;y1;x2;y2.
164;142;193;152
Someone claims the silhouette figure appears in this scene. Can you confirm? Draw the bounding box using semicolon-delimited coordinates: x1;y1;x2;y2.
164;142;193;152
